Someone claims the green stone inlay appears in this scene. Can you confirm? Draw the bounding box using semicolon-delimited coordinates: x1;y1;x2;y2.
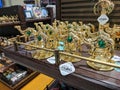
49;30;53;35
46;24;49;29
67;36;73;43
67;24;71;29
98;39;106;48
37;35;42;41
26;31;31;36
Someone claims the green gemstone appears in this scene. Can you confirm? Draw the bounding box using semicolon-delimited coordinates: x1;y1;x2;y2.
46;25;49;29
37;35;42;41
67;36;73;43
49;30;53;35
98;39;106;48
67;24;71;29
26;31;31;36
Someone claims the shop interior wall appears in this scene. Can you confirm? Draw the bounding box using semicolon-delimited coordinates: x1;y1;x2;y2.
56;0;120;27
3;0;24;7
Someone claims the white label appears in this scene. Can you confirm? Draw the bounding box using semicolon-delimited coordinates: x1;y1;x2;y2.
112;55;120;61
1;53;5;57
114;61;120;72
57;41;64;51
59;62;75;76
97;14;109;25
47;56;55;64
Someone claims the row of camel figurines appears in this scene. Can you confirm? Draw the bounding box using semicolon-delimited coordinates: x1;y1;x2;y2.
13;21;120;60
14;21;96;52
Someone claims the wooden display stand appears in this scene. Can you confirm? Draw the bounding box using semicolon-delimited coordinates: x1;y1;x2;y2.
0;5;53;36
0;42;120;90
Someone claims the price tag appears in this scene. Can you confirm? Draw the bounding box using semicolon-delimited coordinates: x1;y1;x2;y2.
97;14;109;25
59;62;75;76
114;61;120;72
1;53;5;57
57;41;64;51
112;55;120;72
112;55;120;61
47;56;55;64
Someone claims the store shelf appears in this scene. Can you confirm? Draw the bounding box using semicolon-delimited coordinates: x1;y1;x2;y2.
0;45;120;90
0;56;15;73
0;62;15;73
24;0;35;4
26;17;51;23
0;6;53;27
0;5;53;37
0;22;21;27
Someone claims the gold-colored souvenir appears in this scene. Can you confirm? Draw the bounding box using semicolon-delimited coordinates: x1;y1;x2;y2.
24;41;36;50
93;0;114;15
0;15;19;23
60;52;81;62
58;22;82;62
87;59;114;71
14;25;36;42
11;18;120;71
32;50;53;60
87;30;115;71
85;0;115;71
112;24;120;40
112;24;120;50
0;37;12;46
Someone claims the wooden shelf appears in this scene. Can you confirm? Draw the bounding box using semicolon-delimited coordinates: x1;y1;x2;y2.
24;0;56;5
0;62;15;73
24;0;35;4
26;17;51;23
0;45;120;90
0;22;21;27
0;5;53;36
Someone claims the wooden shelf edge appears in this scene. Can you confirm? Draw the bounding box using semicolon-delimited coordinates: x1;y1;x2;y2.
24;0;35;4
26;17;51;23
0;22;21;27
1;47;119;90
0;62;16;73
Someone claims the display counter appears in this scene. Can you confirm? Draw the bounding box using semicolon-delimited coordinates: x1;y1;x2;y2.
0;45;120;90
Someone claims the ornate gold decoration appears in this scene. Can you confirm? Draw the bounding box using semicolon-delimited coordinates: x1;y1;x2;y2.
93;0;114;15
14;25;36;42
0;15;19;23
32;50;53;60
87;28;115;71
0;37;12;46
14;19;116;69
